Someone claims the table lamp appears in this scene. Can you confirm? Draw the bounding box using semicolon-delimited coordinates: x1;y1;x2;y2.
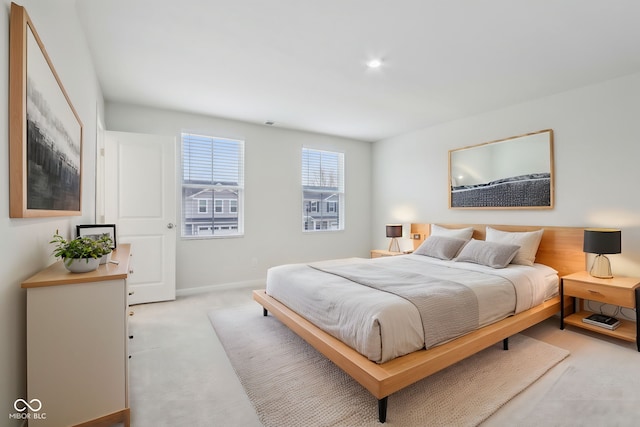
583;228;621;278
386;224;402;252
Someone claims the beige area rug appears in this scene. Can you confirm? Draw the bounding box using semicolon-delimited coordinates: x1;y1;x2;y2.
209;303;569;426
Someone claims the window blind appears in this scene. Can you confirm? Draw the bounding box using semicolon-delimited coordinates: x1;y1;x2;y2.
302;148;344;231
181;133;244;237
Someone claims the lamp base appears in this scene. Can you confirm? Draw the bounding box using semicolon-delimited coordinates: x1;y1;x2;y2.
388;238;400;253
589;254;613;279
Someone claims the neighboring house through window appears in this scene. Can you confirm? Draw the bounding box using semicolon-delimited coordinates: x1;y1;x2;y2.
181;133;244;237
302;148;344;231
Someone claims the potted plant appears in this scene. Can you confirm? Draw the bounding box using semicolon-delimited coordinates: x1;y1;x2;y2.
95;233;114;264
50;231;104;273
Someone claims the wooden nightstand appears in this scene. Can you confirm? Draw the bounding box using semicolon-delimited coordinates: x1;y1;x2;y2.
560;271;640;351
370;250;404;259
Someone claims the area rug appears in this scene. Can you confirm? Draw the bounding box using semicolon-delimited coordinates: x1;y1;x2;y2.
208;303;569;426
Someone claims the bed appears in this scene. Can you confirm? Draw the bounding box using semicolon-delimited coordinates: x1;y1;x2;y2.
253;224;583;422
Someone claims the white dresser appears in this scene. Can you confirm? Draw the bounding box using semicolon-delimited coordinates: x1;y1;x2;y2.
21;244;132;427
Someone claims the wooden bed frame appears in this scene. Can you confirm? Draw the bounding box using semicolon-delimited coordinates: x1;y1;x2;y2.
252;224;584;423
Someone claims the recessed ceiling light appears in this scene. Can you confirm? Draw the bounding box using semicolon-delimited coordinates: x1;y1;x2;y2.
366;59;383;69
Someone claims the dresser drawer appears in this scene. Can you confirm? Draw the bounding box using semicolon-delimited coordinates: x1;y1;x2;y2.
563;279;635;307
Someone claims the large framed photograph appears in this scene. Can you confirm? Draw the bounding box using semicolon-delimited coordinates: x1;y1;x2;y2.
449;129;554;209
77;224;117;249
9;3;83;218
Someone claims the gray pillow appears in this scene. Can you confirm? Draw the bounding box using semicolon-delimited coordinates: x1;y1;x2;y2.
485;227;544;266
413;236;468;260
455;239;520;269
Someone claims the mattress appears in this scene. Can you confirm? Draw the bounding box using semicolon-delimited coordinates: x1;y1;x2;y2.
266;254;558;363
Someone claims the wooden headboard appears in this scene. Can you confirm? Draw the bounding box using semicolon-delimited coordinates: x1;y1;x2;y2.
410;223;585;278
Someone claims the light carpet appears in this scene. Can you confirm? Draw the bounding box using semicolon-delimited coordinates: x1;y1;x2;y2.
208;303;569;426
514;364;640;427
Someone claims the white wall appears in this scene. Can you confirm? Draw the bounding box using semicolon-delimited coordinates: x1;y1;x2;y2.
105;102;372;290
0;0;104;422
373;71;640;282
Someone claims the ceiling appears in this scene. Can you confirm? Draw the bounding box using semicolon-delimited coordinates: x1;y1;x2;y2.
76;0;640;142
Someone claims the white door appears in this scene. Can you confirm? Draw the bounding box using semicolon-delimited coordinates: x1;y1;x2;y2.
104;131;177;304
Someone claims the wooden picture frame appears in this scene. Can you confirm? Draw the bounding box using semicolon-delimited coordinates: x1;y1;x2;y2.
9;2;83;218
77;224;117;249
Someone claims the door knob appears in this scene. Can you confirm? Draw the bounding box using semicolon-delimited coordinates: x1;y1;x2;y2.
167;223;175;229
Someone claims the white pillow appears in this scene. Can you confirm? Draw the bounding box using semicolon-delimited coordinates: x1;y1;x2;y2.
413;236;468;260
485;227;544;266
455;239;520;269
431;224;474;241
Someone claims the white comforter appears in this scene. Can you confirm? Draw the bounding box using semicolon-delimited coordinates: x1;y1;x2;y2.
265;254;558;363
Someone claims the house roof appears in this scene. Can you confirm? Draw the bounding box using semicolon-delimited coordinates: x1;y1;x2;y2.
185;188;238;199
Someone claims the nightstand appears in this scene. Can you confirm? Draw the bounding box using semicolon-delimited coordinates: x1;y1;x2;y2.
370;250;404;259
560;271;640;351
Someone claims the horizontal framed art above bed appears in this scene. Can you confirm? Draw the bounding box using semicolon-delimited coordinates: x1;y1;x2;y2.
449;129;554;209
253;223;584;422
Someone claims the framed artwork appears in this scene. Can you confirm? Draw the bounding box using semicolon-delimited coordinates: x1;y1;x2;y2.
77;224;117;249
9;3;83;218
449;129;554;209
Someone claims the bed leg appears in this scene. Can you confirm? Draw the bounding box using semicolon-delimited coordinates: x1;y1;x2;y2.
263;308;268;316
378;397;388;423
503;337;509;350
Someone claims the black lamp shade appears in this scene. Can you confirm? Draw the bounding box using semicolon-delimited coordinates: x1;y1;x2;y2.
386;224;403;238
583;229;621;255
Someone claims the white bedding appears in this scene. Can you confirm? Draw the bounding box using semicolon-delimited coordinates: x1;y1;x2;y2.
265;254;558;363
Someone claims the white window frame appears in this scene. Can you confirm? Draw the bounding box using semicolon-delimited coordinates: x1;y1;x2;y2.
302;148;344;232
181;133;244;238
197;199;208;214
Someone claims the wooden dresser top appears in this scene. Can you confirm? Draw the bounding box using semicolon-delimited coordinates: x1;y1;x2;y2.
22;244;131;288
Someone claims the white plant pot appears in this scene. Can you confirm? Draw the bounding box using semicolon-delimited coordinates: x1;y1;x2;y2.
99;252;112;265
64;257;100;273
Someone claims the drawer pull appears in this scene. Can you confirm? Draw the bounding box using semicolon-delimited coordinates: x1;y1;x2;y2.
129;311;134;316
587;289;602;295
128;290;135;296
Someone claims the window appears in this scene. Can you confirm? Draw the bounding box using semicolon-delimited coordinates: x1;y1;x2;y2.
197;199;208;213
182;133;244;237
302;148;344;231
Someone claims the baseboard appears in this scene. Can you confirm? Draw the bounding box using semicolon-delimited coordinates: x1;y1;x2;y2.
177;279;264;296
